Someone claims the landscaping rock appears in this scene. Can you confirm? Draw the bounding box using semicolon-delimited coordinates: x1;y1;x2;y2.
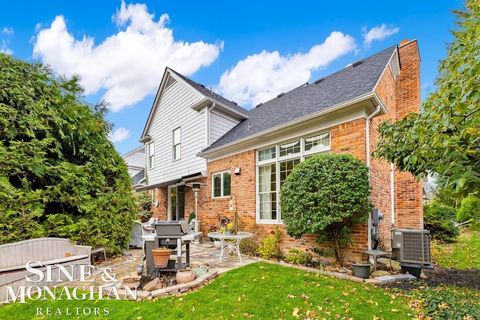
120;275;141;289
151;288;168;298
143;278;159;291
137;290;151;299
378;258;401;271
365;278;380;285
375;274;417;284
348;276;365;283
121;281;140;289
371;270;392;277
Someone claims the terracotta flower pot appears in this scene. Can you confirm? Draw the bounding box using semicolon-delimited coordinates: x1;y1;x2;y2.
176;269;195;284
152;248;171;268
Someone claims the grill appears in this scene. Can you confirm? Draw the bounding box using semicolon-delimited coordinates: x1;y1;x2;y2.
154;221;190;249
155;221;190;236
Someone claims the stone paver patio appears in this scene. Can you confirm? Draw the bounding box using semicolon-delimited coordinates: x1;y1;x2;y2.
69;242;257;289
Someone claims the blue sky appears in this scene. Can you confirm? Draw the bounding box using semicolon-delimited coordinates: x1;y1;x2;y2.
0;0;463;154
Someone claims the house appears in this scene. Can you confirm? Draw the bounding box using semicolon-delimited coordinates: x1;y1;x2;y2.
138;39;423;262
123;145;146;188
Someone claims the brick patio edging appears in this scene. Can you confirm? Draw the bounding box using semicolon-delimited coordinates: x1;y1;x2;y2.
255;258;417;285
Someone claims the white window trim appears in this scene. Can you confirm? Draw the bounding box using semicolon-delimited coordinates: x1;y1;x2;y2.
211;170;231;199
147;142;155;170
256;131;331;224
172;127;181;161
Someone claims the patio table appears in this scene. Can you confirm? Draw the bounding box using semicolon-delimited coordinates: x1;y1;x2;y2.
208;232;253;263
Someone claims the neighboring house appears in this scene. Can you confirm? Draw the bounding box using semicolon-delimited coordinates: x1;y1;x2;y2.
139;39;423;262
123;145;146;188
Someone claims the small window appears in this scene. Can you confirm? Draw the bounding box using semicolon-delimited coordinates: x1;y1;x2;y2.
279;140;300;157
258;147;276;162
212;171;231;198
173;127;181;160
304;133;330;152
148;142;155;169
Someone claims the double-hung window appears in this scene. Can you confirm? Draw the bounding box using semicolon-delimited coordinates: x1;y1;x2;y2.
212;171;231;198
147;142;155;169
256;132;331;223
173;127;181;161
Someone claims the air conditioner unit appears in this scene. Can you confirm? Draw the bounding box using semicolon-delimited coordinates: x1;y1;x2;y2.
391;229;431;268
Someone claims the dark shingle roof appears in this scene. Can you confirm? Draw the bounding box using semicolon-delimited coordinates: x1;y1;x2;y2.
169;68;249;117
203;45;397;152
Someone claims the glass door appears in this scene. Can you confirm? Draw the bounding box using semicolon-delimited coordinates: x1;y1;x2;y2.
169;185;185;221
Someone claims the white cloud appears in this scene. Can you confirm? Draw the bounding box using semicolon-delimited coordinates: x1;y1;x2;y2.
1;27;13;35
362;24;399;47
32;1;222;111
109;127;131;143
0;40;12;55
216;31;356;107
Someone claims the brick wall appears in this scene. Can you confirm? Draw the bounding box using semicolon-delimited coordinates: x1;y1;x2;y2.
394;40;423;229
370;39;424;244
151;187;168;220
202;120;369;263
371;60;397;249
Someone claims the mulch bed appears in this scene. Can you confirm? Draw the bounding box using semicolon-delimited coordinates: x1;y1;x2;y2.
382;265;480;291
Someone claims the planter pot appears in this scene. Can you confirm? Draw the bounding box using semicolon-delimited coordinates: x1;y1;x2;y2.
352;263;371;279
176;269;196;284
152;248;171;268
214;240;222;249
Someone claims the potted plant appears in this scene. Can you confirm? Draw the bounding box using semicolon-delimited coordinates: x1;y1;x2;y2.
176;268;196;284
152;247;171;268
351;261;371;279
225;222;234;235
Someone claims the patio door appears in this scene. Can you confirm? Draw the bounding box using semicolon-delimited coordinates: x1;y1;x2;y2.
168;185;185;221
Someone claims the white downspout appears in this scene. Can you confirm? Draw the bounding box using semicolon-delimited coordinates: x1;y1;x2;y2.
390;163;396;225
366;105;382;251
205;102;216;147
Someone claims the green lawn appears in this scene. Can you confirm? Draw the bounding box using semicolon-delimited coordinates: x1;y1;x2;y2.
0;262;413;320
431;231;480;269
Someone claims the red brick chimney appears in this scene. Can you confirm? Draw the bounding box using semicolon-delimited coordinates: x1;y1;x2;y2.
394;39;423;229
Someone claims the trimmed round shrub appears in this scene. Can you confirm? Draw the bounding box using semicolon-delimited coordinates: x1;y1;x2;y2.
280;153;372;264
0;54;136;253
424;203;459;242
457;194;480;230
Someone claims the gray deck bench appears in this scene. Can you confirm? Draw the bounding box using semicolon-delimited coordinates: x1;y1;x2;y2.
0;238;91;303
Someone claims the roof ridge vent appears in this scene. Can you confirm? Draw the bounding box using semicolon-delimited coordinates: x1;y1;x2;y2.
314;78;325;85
352;60;364;68
277;92;284;98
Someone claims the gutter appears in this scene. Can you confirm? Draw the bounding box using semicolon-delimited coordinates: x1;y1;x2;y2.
365;104;382;251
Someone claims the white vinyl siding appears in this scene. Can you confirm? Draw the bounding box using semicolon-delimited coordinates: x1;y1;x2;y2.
146;80;206;185
256;131;331;223
209;110;240;144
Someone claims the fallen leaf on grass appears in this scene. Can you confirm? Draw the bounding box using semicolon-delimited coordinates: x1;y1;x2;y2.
292;308;300;318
